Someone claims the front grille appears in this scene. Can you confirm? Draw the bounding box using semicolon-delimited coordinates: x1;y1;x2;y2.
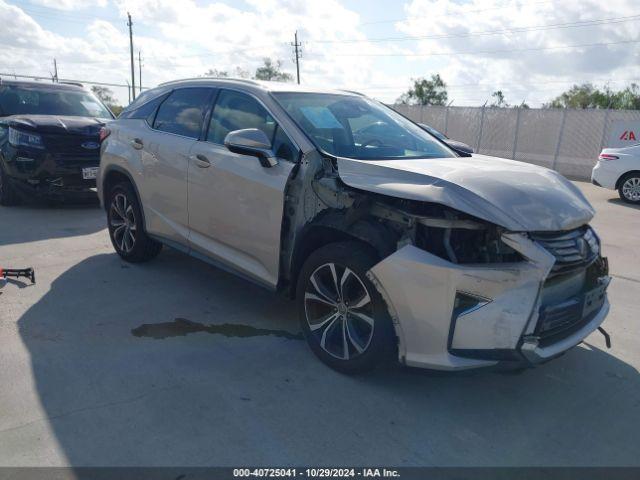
43;134;100;156
531;226;599;274
535;258;608;347
42;134;100;167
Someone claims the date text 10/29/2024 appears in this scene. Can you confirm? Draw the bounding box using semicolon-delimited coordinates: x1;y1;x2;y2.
233;468;401;478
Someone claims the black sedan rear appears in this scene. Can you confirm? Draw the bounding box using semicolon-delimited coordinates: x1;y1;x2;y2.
0;80;113;205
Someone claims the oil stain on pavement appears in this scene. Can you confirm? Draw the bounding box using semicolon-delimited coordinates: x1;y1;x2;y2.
132;317;303;340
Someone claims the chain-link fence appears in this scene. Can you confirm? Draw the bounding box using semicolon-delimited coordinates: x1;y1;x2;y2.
393;104;640;180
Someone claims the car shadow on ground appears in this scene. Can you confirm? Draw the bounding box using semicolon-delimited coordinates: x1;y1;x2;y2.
0;202;104;246
11;250;640;466
607;198;640;210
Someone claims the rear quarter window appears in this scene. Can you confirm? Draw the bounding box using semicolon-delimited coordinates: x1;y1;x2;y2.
119;92;170;122
152;88;213;139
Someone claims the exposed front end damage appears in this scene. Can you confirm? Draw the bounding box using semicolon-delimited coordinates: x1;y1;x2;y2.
281;151;610;371
369;233;609;370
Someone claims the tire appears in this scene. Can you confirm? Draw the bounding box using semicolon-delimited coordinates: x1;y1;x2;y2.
618;173;640;204
296;241;396;374
0;163;20;206
107;181;162;262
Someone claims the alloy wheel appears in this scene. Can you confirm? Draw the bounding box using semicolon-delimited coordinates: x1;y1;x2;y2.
622;177;640;202
110;193;137;253
304;262;375;360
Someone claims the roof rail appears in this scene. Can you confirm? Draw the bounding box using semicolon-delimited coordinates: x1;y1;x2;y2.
158;77;261;87
339;89;366;97
59;81;84;88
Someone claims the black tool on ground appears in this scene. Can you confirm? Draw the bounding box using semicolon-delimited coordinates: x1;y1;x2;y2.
0;267;36;284
597;326;611;349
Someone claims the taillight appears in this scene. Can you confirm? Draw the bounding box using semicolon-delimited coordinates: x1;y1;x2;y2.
99;127;111;143
599;153;618;161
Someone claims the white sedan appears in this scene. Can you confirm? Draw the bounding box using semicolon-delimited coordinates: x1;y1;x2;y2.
592;144;640;204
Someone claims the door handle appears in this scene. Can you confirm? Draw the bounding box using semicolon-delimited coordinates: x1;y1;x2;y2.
131;138;144;150
192;154;211;168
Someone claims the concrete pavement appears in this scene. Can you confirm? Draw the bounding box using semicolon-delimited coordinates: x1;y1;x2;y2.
0;182;638;467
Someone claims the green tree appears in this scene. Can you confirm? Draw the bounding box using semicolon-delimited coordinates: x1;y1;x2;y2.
397;74;448;106
490;90;509;108
253;58;293;82
545;83;640;109
91;86;116;105
202;68;229;78
202;67;251;79
91;86;122;115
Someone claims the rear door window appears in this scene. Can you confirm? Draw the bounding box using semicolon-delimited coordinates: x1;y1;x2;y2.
153;88;212;139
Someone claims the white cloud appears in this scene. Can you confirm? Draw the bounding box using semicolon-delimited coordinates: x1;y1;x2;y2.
394;0;640;105
2;0;638;106
30;0;107;10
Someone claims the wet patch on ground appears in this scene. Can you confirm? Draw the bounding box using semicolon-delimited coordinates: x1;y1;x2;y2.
131;317;303;340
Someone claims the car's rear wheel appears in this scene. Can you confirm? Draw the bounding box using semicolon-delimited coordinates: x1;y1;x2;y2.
297;242;396;374
0;163;20;206
107;182;162;262
619;173;640;204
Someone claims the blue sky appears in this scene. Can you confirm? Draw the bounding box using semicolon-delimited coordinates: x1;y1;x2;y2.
2;0;639;106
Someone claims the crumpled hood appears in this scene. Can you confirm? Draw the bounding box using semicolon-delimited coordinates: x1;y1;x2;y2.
337;154;594;232
5;115;108;135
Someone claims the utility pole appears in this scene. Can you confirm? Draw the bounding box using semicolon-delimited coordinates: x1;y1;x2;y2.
291;31;301;84
138;50;143;94
127;12;136;100
126;80;131;104
53;58;58;82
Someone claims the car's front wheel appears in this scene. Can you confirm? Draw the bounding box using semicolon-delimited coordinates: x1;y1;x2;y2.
0;163;20;206
619;173;640;204
107;182;162;262
297;242;396;374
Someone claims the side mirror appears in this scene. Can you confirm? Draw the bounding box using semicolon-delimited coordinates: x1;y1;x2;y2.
224;128;278;168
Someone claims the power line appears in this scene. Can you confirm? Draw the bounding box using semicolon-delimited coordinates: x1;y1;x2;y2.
0;72;140;90
359;0;553;26
358;77;640;91
311;14;640;44
309;38;640;58
15;3;122;23
145;45;271;61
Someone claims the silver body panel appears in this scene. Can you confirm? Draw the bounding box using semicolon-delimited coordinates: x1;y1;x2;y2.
187;141;294;287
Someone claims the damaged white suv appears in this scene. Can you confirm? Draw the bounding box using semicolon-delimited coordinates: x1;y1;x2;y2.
98;79;610;373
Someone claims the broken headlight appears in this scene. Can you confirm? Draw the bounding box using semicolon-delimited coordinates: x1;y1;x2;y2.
415;223;522;264
8;127;44;150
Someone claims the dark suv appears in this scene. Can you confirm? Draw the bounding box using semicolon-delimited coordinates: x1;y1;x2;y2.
0;79;114;205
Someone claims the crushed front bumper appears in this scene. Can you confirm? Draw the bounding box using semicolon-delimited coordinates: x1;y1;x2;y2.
368;233;610;370
2;144;98;201
8;175;98;202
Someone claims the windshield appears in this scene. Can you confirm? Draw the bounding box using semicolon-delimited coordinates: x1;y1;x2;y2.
0;85;112;118
273;92;454;160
